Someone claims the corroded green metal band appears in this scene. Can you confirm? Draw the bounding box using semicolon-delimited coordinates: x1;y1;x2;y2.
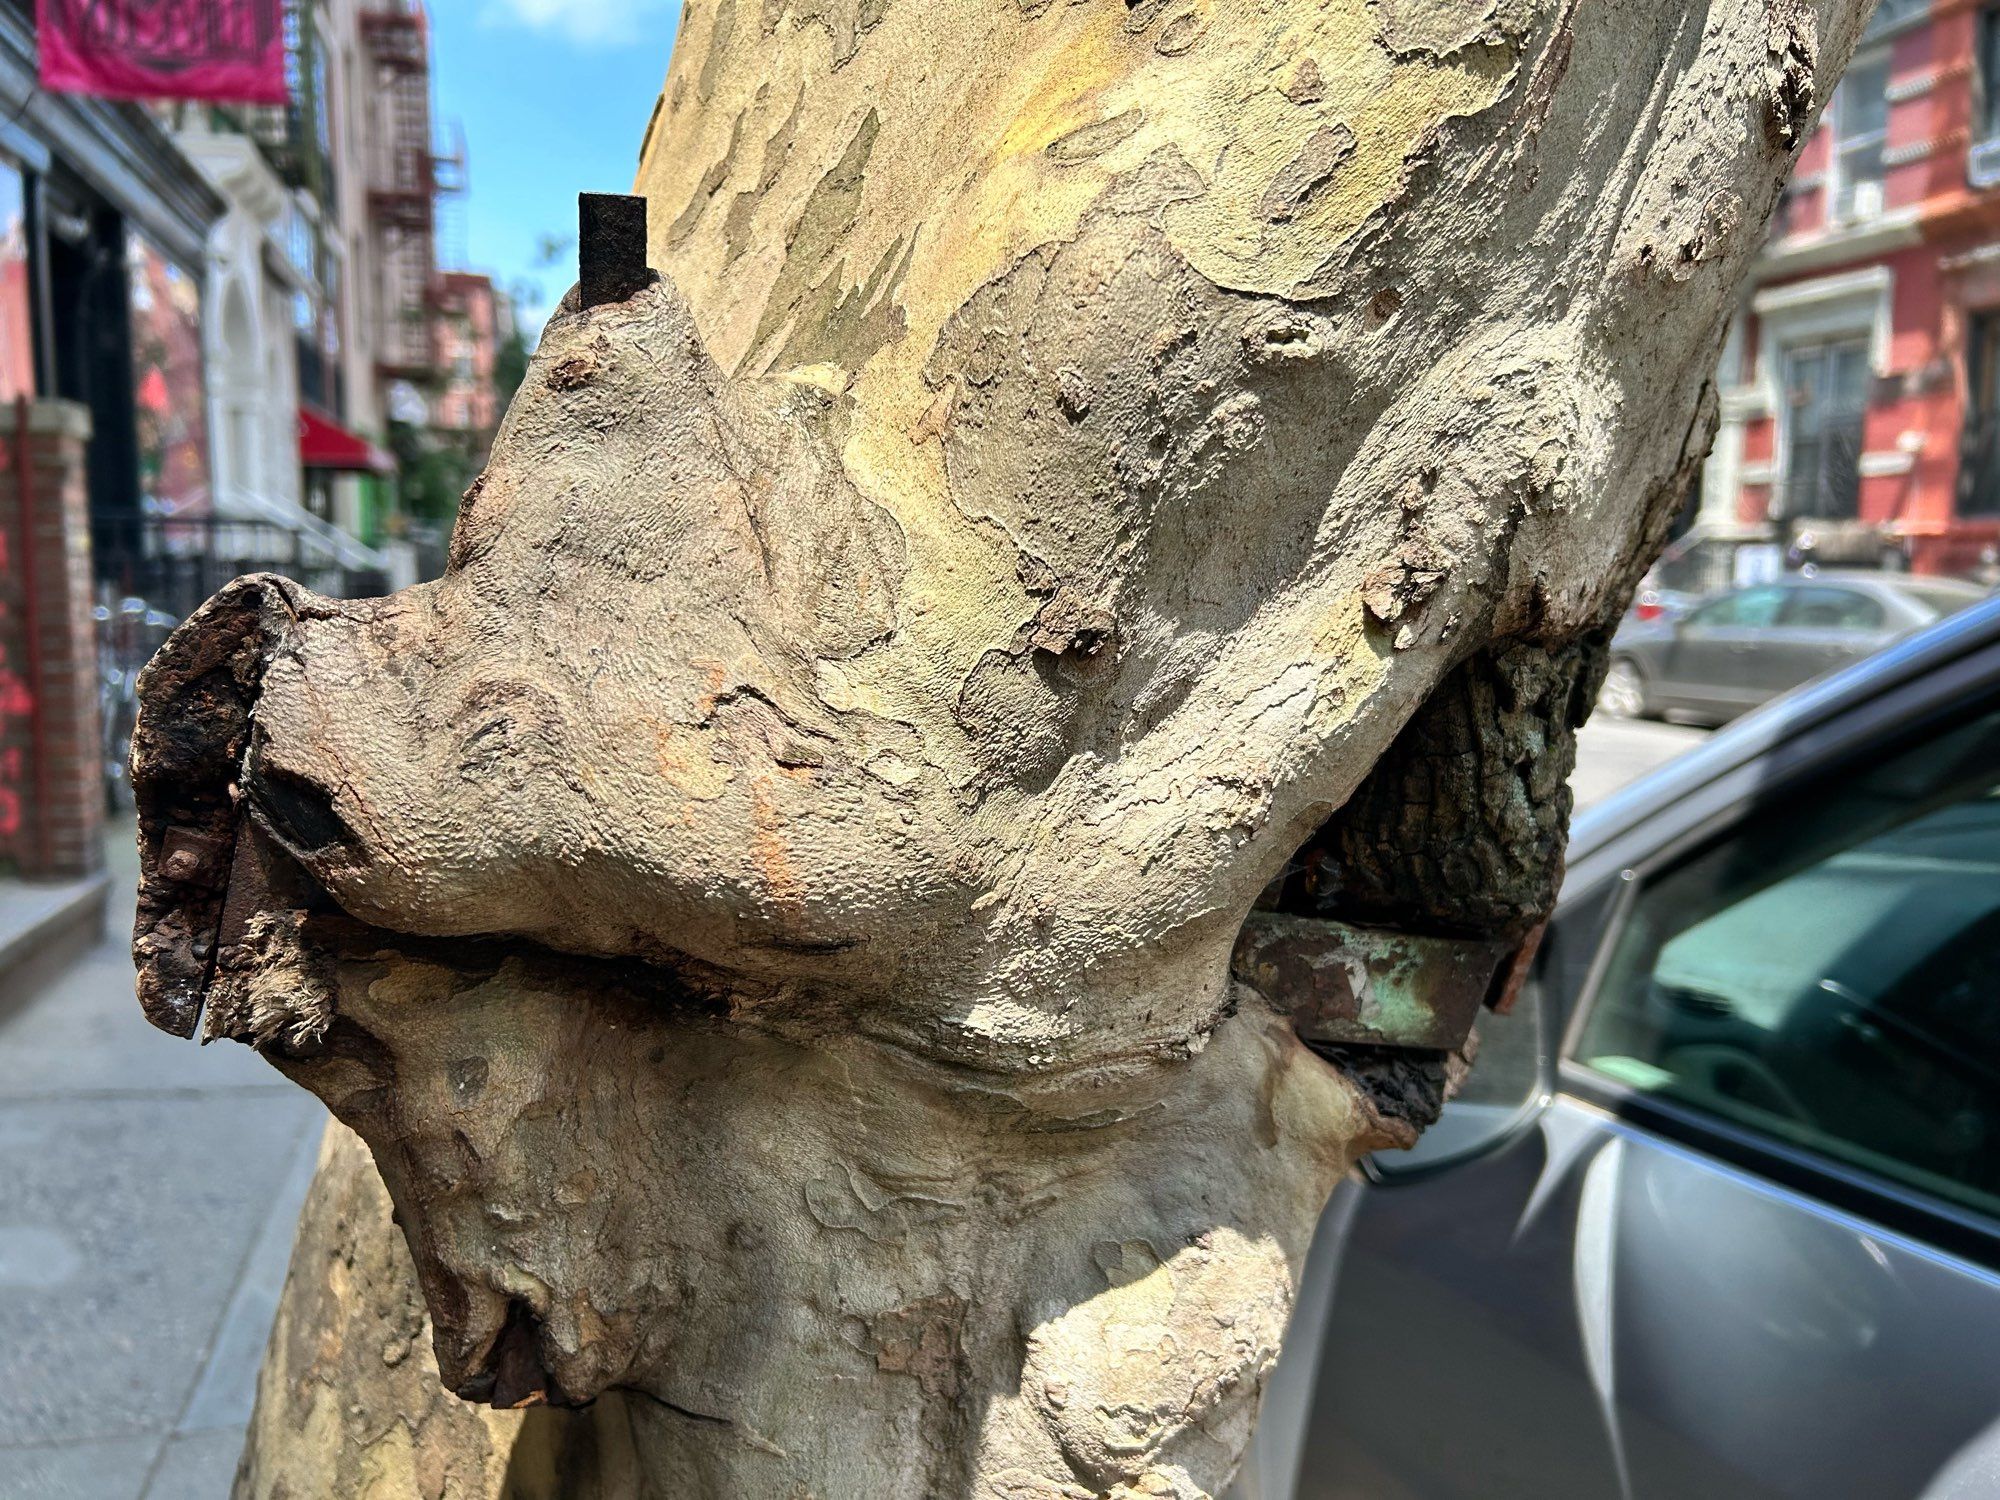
1231;912;1518;1051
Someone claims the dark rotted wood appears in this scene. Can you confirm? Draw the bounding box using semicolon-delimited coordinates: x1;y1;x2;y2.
1270;637;1610;943
1240;637;1605;1129
128;579;278;1037
578;193;654;308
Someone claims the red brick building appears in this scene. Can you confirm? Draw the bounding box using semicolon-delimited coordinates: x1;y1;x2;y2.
1695;0;2000;585
431;271;505;452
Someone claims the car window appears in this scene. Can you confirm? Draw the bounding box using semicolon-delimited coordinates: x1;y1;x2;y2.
1780;585;1886;631
1688;586;1786;628
1572;705;2000;1222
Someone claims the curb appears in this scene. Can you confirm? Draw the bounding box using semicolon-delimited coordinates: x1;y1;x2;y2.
0;870;111;1014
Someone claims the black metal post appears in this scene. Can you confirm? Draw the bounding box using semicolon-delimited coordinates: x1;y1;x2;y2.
578;193;652;309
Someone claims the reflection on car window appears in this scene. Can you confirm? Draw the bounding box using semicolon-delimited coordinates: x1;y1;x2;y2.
1781;586;1885;631
1574;706;2000;1222
1690;586;1786;629
1458;976;1542;1111
1373;959;1547;1174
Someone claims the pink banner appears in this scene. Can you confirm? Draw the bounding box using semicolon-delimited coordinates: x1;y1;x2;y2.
38;0;287;105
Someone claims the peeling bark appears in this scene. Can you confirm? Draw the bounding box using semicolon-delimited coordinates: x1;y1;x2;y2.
127;2;1875;1496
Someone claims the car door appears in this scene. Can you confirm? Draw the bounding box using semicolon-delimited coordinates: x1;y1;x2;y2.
1763;584;1897;698
1657;585;1789;720
1278;684;2000;1500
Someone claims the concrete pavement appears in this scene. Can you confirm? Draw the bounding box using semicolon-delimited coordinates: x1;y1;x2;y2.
0;872;109;1008
0;716;1707;1497
0;833;324;1500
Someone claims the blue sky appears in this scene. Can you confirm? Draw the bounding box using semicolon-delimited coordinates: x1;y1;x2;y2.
427;0;683;335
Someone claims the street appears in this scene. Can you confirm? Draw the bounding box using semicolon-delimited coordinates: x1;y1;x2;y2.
0;716;1708;1499
1569;716;1710;811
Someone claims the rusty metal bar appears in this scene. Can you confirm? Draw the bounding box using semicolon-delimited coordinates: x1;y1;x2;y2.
1233;912;1519;1052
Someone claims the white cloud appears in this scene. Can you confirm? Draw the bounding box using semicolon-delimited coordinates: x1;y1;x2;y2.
482;0;669;48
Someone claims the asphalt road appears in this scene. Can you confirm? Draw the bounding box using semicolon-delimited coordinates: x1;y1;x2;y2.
1571;715;1710;810
0;715;1709;1497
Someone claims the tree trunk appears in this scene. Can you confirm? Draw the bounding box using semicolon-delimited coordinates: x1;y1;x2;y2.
132;2;1870;1495
237;1120;696;1498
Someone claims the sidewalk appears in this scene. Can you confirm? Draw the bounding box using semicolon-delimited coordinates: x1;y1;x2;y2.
0;831;324;1499
0;869;109;1007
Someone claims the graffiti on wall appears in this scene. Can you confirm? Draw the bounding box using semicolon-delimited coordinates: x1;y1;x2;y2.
0;515;30;851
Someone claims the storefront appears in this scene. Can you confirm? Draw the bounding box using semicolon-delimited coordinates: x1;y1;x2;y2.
0;0;224;592
0;154;33;405
127;228;210;520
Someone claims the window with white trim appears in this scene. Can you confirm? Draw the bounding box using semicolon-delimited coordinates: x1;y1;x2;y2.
1827;50;1890;224
1779;337;1869;520
1979;6;2000;141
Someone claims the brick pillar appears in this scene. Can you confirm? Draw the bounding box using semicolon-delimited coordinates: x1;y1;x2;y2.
0;399;103;879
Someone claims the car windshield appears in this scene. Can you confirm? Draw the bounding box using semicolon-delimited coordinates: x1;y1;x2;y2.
1689;586;1786;628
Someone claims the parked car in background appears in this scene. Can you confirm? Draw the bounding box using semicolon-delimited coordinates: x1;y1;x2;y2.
1625;582;1701;627
1230;596;2000;1500
1600;570;1987;724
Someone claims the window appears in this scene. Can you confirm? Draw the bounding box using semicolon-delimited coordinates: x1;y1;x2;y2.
303;470;334;524
1773;182;1810;240
1778;586;1885;631
1828;51;1890;222
1965;311;2000;516
1982;7;2000;141
1688;585;1787;629
1574;706;2000;1222
0;156;32;403
127;232;211;520
1780;337;1869;520
1899;580;1987;619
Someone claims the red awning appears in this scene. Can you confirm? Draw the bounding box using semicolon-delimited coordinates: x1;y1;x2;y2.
298;406;396;475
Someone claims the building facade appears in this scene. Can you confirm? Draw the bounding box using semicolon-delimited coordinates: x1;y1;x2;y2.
431;269;502;451
0;0;479;867
171;0;454;587
0;0;225;875
1698;0;2000;586
0;1;224;563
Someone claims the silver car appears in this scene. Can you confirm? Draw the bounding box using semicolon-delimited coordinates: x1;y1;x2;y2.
1234;596;2000;1500
1600;571;1987;725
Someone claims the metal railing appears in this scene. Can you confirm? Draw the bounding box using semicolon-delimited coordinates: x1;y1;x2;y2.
90;515;390;806
92;514;389;625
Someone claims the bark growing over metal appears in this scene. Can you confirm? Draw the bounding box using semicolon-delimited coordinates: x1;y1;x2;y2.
132;3;1870;1495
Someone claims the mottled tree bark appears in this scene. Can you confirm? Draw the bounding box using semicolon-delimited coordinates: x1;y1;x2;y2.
132;3;1870;1496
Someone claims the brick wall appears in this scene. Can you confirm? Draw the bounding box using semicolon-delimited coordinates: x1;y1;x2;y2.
0;400;103;879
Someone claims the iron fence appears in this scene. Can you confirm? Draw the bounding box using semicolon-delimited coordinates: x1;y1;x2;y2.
90;514;390;806
92;514;390;624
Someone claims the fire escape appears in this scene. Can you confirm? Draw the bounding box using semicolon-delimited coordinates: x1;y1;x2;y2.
360;0;444;385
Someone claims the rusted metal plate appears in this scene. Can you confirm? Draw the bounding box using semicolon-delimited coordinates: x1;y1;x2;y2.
1232;912;1515;1051
1487;918;1547;1017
